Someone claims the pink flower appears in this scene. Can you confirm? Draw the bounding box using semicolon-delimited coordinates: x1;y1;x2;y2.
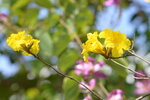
0;13;7;23
107;89;124;100
134;70;150;95
75;61;92;77
79;79;96;92
134;70;147;78
83;95;92;100
134;80;150;95
103;0;119;6
74;57;106;78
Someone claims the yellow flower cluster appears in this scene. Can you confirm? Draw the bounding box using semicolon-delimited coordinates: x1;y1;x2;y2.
6;31;40;55
82;29;131;62
145;0;150;2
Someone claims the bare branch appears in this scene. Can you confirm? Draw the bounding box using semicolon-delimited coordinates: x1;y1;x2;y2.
136;93;150;100
128;50;150;65
110;59;150;79
30;52;104;100
134;76;150;80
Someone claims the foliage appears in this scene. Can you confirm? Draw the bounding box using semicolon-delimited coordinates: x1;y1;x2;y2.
0;0;150;100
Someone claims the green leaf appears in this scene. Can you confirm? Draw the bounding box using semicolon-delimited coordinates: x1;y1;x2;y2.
17;8;39;26
136;62;144;69
58;49;80;72
23;8;39;26
33;0;51;8
30;60;43;75
75;8;93;33
52;31;71;56
63;71;81;100
105;58;128;77
35;31;53;56
12;0;31;10
44;13;60;29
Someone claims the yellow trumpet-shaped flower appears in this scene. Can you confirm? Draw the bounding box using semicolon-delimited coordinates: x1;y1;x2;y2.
99;29;131;57
81;32;105;62
82;29;131;61
6;31;40;55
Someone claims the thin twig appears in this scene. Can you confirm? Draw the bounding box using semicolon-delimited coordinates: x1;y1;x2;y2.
131;40;135;50
134;76;150;80
21;28;103;100
108;54;133;59
99;83;109;97
59;19;83;49
136;93;150;100
128;50;150;65
109;59;150;79
30;53;104;100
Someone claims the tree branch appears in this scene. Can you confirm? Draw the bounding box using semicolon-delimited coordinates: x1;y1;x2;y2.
128;50;150;65
136;93;150;100
30;53;104;100
109;59;150;79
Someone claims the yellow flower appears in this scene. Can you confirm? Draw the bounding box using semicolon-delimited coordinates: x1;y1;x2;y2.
82;29;131;61
6;31;40;55
99;29;131;57
145;0;150;2
81;32;105;62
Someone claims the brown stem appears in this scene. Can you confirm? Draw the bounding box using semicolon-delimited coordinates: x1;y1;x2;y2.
136;93;150;100
108;54;133;59
30;53;104;100
21;34;103;99
110;59;150;79
134;76;150;80
99;83;109;97
128;50;150;65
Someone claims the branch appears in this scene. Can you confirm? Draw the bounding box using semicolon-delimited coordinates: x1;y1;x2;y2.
134;76;150;80
128;50;150;65
30;53;104;100
108;54;133;59
109;59;150;79
21;34;103;100
98;83;109;97
136;93;150;100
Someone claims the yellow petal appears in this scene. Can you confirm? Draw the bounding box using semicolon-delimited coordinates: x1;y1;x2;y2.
111;47;123;57
100;29;131;57
82;32;104;61
6;31;40;55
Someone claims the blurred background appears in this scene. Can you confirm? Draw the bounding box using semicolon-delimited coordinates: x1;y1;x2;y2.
0;0;150;100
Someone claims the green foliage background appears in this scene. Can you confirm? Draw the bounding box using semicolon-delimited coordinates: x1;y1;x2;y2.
0;0;150;100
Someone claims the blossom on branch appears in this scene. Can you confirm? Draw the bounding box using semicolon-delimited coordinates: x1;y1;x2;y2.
82;29;131;62
6;31;40;55
134;70;150;95
134;80;150;95
99;29;131;57
74;57;106;78
82;32;105;62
